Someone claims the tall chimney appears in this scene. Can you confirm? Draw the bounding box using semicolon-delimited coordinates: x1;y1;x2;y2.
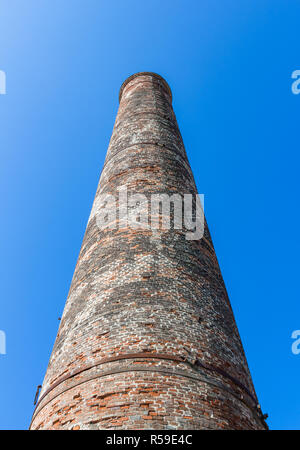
30;72;267;430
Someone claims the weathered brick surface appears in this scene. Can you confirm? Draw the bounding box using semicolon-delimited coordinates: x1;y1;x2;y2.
30;73;266;430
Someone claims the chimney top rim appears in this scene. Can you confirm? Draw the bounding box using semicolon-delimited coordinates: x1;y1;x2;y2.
119;72;172;103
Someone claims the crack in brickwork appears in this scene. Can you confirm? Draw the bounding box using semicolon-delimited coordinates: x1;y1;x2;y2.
30;72;265;430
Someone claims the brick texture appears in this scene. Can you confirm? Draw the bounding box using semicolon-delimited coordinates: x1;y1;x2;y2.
30;72;267;430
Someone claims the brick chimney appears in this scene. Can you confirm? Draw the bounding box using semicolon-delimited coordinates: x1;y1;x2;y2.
30;72;267;430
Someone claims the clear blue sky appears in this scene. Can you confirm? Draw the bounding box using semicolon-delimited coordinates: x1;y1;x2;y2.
0;0;299;430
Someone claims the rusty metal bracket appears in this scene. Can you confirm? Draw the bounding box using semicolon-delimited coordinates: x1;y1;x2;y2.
34;385;42;405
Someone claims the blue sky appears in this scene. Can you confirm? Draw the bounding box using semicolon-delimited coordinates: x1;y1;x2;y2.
0;0;299;430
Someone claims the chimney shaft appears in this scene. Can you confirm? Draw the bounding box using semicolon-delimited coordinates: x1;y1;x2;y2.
30;73;266;430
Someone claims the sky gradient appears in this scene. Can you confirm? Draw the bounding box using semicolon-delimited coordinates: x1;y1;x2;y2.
0;0;299;430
